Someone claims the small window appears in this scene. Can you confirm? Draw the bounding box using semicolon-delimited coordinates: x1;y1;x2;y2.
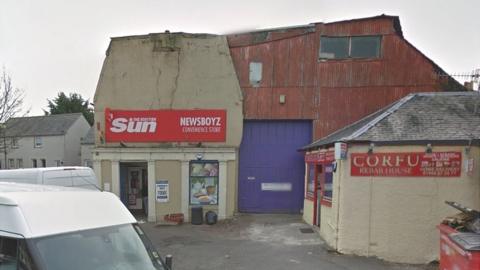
249;62;263;86
17;159;23;169
320;35;381;59
11;137;18;148
41;159;46;168
350;36;381;58
34;136;42;148
32;159;37;168
319;37;349;59
8;159;15;169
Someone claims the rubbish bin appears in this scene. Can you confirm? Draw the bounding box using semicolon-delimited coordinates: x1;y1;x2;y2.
191;206;203;225
438;224;480;269
205;211;217;225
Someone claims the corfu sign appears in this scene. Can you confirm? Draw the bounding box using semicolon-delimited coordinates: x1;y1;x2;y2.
351;152;462;177
105;108;226;142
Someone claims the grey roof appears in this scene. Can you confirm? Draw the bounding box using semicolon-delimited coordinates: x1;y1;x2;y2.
5;113;84;137
81;126;95;145
302;92;480;150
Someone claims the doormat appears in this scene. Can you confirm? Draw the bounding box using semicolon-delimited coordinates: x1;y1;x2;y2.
299;228;315;234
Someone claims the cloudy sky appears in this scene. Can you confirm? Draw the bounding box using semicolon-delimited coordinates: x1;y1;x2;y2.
0;0;479;115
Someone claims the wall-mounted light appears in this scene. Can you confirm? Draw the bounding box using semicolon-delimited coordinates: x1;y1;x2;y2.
368;143;374;154
195;153;204;160
426;143;432;154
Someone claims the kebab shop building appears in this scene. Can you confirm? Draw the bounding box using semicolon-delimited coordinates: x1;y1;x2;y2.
92;33;243;223
301;92;480;264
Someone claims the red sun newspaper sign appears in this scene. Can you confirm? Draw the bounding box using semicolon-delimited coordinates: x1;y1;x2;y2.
351;152;462;177
105;109;226;142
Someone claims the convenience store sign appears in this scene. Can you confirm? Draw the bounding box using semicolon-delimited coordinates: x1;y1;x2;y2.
351;152;462;177
105;108;226;142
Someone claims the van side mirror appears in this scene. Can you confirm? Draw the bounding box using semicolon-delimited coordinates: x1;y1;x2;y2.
165;254;173;269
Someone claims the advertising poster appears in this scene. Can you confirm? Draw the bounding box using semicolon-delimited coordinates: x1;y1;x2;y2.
189;161;219;205
156;180;169;203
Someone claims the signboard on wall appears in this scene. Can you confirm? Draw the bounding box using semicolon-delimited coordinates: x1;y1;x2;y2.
305;151;335;163
351;152;462;177
105;108;227;142
156;180;169;203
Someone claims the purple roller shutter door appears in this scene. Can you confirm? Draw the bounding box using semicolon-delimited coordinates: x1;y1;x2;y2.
238;120;312;213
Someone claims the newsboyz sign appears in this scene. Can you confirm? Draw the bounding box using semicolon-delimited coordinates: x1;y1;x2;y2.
351;152;462;177
105;108;227;142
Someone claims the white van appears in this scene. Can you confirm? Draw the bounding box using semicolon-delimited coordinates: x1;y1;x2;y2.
0;167;99;190
0;182;172;270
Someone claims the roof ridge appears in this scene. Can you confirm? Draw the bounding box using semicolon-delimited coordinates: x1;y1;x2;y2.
9;113;83;120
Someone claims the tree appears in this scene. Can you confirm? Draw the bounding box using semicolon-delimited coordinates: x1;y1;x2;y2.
0;67;24;123
44;92;94;125
0;67;26;169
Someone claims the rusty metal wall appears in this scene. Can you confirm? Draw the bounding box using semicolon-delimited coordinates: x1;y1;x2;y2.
228;16;441;140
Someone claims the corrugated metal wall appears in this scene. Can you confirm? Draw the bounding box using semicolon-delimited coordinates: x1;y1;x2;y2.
228;16;443;140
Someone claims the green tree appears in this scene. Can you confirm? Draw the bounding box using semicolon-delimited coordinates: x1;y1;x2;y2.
44;92;94;125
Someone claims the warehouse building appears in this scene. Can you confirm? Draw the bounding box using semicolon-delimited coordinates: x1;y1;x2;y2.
301;92;480;263
227;14;463;213
92;15;462;222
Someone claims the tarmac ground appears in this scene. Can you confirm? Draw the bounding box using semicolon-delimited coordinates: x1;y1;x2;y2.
140;214;436;270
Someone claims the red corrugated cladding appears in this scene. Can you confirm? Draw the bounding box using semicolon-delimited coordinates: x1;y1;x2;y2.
228;15;452;140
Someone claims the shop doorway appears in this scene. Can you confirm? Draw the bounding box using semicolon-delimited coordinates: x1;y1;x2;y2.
120;162;148;218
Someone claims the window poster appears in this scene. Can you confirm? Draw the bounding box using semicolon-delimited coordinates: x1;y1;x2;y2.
189;161;219;205
306;164;315;199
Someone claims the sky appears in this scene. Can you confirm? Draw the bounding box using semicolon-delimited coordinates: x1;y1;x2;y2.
0;0;479;115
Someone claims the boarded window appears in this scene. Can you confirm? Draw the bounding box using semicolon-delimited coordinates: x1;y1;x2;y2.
350;36;381;58
249;62;263;86
319;37;349;59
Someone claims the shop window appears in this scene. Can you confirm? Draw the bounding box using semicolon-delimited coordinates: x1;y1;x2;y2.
306;163;316;200
321;163;334;205
189;161;219;205
249;62;262;86
319;35;381;59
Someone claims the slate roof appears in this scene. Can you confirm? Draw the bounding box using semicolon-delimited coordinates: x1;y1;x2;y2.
5;113;84;137
81;126;95;145
302;92;480;150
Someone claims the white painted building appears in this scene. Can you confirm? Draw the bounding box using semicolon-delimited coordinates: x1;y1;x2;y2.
2;113;90;169
80;126;95;168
